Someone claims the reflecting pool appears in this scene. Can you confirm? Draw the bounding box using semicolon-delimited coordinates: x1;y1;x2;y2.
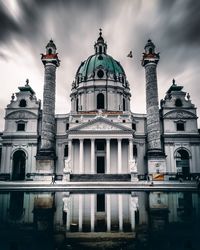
0;191;199;250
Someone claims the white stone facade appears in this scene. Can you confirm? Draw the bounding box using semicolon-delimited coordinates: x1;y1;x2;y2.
0;36;200;181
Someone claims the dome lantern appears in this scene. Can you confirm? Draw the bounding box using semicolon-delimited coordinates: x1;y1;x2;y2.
94;28;107;54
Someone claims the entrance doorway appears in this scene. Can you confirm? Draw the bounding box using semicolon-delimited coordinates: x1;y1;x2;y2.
176;149;190;178
12;150;26;180
97;156;105;173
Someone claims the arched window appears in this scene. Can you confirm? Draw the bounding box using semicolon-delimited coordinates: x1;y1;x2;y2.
66;123;69;131
149;48;153;54
19;99;27;107
48;48;52;54
99;46;102;54
123;98;126;111
175;149;190;178
97;93;104;109
175;99;182;107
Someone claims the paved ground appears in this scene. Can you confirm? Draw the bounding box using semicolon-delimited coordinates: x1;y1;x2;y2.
0;180;198;191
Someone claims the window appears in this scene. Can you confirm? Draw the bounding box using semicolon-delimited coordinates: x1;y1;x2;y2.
175;99;182;107
19;99;27;107
97;69;104;78
66;123;69;130
75;120;79;123
122;120;126;123
132;123;136;130
99;46;102;54
123;98;126;111
97;194;105;212
97;93;104;109
64;145;68;157
76;98;79;112
48;48;52;54
17;123;25;131
177;122;185;131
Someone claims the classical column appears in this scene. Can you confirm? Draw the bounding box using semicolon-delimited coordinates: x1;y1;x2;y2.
79;195;83;232
106;194;111;231
91;194;95;232
118;194;123;231
106;139;111;174
130;194;138;231
142;39;162;153
40;40;60;155
129;139;133;162
118;139;122;173
79;139;84;173
91;139;95;174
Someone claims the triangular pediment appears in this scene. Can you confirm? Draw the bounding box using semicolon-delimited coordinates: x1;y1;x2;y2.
70;117;132;132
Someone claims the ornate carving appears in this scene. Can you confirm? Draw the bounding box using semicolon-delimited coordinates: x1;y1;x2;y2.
6;111;37;119
81;121;121;131
129;158;137;173
64;159;72;173
62;197;70;212
164;110;196;119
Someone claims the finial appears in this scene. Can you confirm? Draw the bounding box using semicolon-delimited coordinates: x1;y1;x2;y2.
11;93;15;101
99;28;102;37
26;79;29;86
172;79;175;85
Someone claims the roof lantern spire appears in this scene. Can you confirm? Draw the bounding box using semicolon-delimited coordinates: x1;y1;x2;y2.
94;28;107;54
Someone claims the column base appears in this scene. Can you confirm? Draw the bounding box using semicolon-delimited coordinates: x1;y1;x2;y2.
131;173;138;182
148;156;166;181
63;173;70;182
36;149;56;180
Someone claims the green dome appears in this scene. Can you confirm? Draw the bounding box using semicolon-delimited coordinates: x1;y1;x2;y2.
76;53;125;79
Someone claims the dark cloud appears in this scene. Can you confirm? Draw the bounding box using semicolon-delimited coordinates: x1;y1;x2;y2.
0;2;21;43
158;0;200;46
0;0;200;129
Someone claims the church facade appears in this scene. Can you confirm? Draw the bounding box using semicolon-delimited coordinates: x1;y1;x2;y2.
0;32;200;181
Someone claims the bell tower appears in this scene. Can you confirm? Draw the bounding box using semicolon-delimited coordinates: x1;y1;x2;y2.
36;40;60;176
142;39;166;177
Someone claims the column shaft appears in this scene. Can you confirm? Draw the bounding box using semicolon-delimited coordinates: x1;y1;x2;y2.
91;139;95;174
118;139;122;173
79;139;84;173
106;139;111;174
91;194;95;232
129;139;133;162
118;194;123;231
107;194;111;231
79;195;83;232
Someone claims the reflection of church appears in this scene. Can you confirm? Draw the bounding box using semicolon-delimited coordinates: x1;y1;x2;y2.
0;191;199;249
0;30;200;181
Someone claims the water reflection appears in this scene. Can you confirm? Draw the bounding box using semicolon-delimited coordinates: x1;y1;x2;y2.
0;191;199;249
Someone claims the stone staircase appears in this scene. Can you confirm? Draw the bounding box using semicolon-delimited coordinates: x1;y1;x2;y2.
70;174;131;182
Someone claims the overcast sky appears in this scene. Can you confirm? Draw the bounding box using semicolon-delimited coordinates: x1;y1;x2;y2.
0;0;200;130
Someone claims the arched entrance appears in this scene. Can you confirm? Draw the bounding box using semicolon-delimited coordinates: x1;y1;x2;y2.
175;149;190;178
12;150;26;180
